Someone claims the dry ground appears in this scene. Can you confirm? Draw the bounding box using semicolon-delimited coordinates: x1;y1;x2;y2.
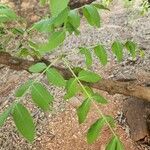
0;0;150;150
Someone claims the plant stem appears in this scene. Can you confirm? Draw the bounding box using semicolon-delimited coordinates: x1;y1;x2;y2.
14;57;61;104
63;57;117;137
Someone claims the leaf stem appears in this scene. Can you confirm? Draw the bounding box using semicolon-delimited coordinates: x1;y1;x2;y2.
62;57;117;137
15;56;61;104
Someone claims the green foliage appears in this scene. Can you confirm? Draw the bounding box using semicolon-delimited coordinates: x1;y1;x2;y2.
106;136;124;150
92;93;108;104
40;0;47;6
15;80;33;97
64;78;78;99
29;63;47;73
1;1;141;147
87;116;115;144
0;4;16;23
46;68;66;87
12;103;35;142
78;70;101;83
82;5;101;27
53;7;69;27
94;45;108;66
68;10;80;29
112;40;123;62
38;30;66;53
32;18;54;32
11;28;24;35
125;40;137;59
31;82;54;111
79;47;92;68
140;0;150;15
77;98;91;124
32;7;69;32
92;3;110;11
49;0;69;16
66;10;80;35
0;104;14;127
82;86;94;98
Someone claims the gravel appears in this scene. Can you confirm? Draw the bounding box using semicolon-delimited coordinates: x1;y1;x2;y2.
0;0;150;149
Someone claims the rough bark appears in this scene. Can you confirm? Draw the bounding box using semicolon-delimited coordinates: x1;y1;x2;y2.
123;98;150;142
0;52;150;101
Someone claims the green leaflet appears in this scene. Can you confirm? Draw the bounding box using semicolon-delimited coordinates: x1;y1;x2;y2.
77;98;91;124
112;41;123;62
53;7;69;27
46;68;66;87
66;10;80;35
65;22;80;35
68;10;80;28
29;63;47;73
139;49;145;58
32;7;69;32
11;28;24;35
82;86;94;98
40;0;46;5
78;70;101;83
12;103;35;142
125;40;137;59
15;80;33;97
87;116;115;144
93;3;110;11
49;0;69;16
64;78;78;100
18;48;30;57
31;82;54;111
82;5;101;27
32;18;54;32
38;30;66;53
106;136;124;150
94;45;108;66
92;93;108;104
0;5;16;23
81;86;107;104
79;47;92;68
0;104;15;127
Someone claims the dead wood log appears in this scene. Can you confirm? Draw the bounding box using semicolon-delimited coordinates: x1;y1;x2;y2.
0;51;150;101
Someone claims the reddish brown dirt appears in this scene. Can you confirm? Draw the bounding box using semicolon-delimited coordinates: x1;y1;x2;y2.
34;93;137;150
